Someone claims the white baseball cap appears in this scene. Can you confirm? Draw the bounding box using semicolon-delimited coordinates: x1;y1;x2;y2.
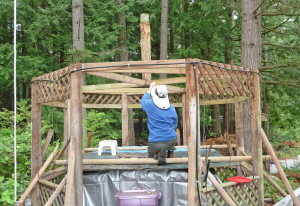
150;85;170;110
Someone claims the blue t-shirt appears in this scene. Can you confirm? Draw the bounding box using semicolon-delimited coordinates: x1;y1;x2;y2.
141;92;178;143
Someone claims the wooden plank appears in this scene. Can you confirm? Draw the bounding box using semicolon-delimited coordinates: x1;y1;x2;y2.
155;76;186;85
56;155;271;165
30;80;42;206
42;128;54;159
83;59;186;73
65;136;77;206
18;145;59;205
83;103;182;109
40;166;66;181
260;129;300;206
83;83;140;91
69;67;83;206
182;93;187;145
86;130;93;148
44;176;67;206
83;87;184;94
140;13;151;81
91;67;186;74
235;97;244;176
83;144;237;152
176;128;181;146
185;59;199;205
86;72;146;86
122;93;129;146
42;101;67;108
251;70;264;206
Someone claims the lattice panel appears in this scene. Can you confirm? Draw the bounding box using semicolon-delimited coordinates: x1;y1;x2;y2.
84;93;183;104
39;183;65;206
34;67;71;103
201;178;259;206
215;167;237;182
198;60;255;97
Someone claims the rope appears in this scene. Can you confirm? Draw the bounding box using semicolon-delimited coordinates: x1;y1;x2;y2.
13;0;18;202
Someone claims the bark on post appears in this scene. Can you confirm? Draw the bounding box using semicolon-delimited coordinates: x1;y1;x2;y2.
140;13;151;82
251;71;264;206
69;64;83;206
186;59;199;205
122;93;129;146
30;79;42;206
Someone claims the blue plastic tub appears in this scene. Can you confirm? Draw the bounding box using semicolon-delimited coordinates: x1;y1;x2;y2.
115;189;161;206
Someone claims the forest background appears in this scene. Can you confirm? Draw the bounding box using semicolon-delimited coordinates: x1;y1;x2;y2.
0;0;299;205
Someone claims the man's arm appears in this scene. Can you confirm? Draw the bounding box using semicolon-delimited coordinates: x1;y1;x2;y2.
141;82;156;112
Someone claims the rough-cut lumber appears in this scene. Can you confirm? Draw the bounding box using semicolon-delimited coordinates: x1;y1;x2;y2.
55;155;271;166
42;128;54;159
200;144;213;174
251;70;264;205
18;145;59;204
176;128;181;146
186;58;199;205
86;130;93;148
87;67;186;74
38;179;60;190
235;96;244;176
69;66;83;205
207;172;237;206
82;86;184;94
155;76;186;85
122;93;129;146
83;144;237;152
65;136;77;206
83;83;140;91
30;79;42;206
49;137;71;171
42;101;67;108
260;128;300;206
86;72;146;86
44;176;67;206
41;166;67;181
140;13;151;81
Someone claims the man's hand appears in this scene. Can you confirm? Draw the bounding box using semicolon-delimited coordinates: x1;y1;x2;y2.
147;82;155;94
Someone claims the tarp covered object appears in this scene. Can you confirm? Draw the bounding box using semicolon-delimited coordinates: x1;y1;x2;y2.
274;188;300;206
83;170;188;206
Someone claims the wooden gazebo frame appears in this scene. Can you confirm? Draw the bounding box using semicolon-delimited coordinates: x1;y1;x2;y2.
27;57;265;206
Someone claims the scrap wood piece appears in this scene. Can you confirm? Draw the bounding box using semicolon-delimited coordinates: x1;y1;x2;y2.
42;128;54;158
18;145;59;205
260;128;300;206
64;136;77;206
200;144;213;174
44;176;67;206
207;172;237;206
239;149;288;197
41;166;67;181
49;137;71;171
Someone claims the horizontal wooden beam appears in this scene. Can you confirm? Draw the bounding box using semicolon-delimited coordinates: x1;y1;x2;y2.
84;144;237;152
55;155;271;165
86;72;146;86
155;77;186;85
83;103;182;109
83;83;140;91
92;68;186;74
42;102;67;108
83;59;187;71
83;87;184;94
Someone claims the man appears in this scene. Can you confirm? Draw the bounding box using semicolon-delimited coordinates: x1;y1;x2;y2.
141;82;178;165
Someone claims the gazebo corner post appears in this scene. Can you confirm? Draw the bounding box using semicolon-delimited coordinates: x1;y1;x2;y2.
31;78;42;206
122;92;129;146
69;63;83;206
186;58;200;206
251;70;264;205
234;96;244;176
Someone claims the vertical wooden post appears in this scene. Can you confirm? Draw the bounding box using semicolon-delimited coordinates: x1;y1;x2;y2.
122;93;129;146
140;13;151;82
69;64;83;206
251;71;264;205
182;93;188;146
235;97;244;176
64;99;71;158
186;59;199;205
30;78;42;206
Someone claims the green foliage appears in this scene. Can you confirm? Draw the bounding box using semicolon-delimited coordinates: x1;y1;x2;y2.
85;109;122;147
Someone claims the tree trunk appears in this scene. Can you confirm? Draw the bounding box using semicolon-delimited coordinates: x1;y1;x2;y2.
159;0;168;79
242;0;263;205
116;0;135;145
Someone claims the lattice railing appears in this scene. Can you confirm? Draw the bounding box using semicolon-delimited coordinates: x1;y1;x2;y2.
201;177;259;206
198;60;255;97
34;67;71;103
